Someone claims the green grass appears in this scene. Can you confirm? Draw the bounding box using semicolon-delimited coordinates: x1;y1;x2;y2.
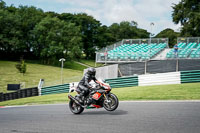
111;83;200;100
0;61;83;93
26;60;87;71
0;93;70;106
0;83;200;106
64;60;87;70
79;59;104;67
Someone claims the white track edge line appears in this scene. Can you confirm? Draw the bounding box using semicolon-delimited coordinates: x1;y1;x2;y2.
1;100;200;108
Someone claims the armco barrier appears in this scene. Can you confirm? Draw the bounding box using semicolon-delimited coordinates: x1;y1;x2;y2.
181;70;200;83
105;76;138;88
31;70;200;96
41;84;70;95
138;72;181;86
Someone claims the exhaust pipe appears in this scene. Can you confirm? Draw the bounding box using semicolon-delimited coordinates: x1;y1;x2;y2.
68;95;84;107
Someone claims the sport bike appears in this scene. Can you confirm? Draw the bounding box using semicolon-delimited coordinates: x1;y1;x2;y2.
68;79;119;114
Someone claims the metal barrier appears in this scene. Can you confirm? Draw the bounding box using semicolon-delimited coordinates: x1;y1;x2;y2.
177;37;200;44
122;38;168;45
181;70;200;83
105;76;138;88
41;84;70;95
138;72;181;86
116;59;200;76
0;69;198;101
38;69;200;96
106;69;199;88
40;69;200;96
96;41;122;53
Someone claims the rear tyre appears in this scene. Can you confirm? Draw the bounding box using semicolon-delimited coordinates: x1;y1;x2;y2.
69;100;84;114
103;93;119;111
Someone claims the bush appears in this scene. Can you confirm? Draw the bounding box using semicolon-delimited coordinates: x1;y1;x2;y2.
16;60;27;75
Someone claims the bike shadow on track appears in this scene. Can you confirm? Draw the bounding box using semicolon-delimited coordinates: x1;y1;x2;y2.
80;110;128;115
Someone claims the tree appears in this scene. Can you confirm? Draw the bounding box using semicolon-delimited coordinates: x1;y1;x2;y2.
32;16;82;64
0;0;152;61
59;13;102;59
0;4;44;59
73;13;101;59
0;6;21;59
0;0;6;9
109;23;120;41
109;21;149;41
95;25;115;49
156;28;180;47
172;0;200;36
16;6;44;56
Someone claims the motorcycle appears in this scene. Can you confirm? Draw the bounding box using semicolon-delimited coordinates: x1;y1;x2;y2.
68;79;119;114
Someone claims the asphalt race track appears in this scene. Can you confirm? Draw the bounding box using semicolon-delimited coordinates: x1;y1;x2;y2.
0;101;200;133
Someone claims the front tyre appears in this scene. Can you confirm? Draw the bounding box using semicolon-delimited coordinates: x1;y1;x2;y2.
103;93;119;111
69;100;84;114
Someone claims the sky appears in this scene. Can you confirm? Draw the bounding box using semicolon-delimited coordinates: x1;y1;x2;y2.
4;0;181;35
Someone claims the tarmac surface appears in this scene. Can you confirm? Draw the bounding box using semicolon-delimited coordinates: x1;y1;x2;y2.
0;101;200;133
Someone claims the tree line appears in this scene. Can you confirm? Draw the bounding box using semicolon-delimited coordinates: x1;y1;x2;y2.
0;0;199;63
0;0;149;63
156;0;200;46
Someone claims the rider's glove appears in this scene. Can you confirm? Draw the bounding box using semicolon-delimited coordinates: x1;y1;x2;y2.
89;85;92;88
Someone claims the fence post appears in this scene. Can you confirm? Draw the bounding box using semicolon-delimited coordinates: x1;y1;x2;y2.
176;59;179;72
104;48;108;65
95;52;97;67
145;61;147;74
38;79;44;96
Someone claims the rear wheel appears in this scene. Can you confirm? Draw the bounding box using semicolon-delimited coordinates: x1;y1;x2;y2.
69;100;84;114
103;93;119;111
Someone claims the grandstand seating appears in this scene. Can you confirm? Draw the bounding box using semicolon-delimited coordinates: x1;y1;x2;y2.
106;43;167;61
97;37;200;63
190;43;200;58
166;42;200;59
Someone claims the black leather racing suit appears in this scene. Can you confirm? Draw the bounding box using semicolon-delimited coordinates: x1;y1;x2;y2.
77;73;97;97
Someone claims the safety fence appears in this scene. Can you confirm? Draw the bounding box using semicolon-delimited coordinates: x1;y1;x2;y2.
118;59;200;76
37;69;200;96
177;37;200;44
0;87;38;102
41;84;70;95
1;70;199;100
105;69;200;88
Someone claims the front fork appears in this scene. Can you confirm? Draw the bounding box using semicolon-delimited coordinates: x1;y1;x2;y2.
103;93;111;105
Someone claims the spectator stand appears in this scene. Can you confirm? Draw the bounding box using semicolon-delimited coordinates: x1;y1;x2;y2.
166;37;200;59
96;38;169;63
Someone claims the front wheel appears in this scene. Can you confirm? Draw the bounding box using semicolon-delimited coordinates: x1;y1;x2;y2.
103;93;119;111
69;100;84;114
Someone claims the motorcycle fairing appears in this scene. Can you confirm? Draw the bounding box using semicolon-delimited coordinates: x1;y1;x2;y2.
92;92;102;100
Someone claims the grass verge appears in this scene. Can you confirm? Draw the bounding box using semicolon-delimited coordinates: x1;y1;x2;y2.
0;61;83;93
111;83;200;100
79;59;104;67
0;83;200;106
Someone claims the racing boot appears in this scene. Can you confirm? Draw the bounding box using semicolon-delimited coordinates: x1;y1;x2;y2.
76;93;84;104
87;97;93;106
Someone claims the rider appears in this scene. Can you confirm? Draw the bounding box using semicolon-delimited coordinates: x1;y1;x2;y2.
76;67;97;104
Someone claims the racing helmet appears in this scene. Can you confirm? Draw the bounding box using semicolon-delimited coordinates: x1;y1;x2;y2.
87;67;96;76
